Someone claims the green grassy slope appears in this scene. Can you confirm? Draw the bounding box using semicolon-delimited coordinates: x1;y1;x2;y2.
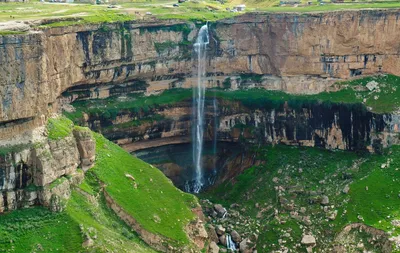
0;116;199;251
91;132;198;247
203;144;400;251
0;186;154;253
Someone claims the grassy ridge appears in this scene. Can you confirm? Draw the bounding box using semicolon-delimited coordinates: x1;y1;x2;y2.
91;132;198;246
47;116;74;140
0;117;199;251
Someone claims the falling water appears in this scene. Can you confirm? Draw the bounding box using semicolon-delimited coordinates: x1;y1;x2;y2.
226;234;237;251
212;94;218;157
192;24;209;193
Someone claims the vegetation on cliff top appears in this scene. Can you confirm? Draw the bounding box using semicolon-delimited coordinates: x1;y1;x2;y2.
64;89;192;123
3;0;400;29
0;2;132;22
47;116;74;140
65;75;400;128
202;144;400;251
213;74;400;113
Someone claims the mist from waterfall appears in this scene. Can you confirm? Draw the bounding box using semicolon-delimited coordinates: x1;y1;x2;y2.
192;24;209;193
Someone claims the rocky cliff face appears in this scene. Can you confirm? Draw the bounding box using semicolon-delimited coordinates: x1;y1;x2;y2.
81;97;399;154
0;124;95;213
2;9;400;143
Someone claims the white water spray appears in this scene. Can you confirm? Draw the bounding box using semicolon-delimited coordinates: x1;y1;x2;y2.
226;234;237;251
192;24;209;193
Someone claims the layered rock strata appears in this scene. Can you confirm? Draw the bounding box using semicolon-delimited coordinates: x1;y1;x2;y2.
2;9;400;141
0;126;95;213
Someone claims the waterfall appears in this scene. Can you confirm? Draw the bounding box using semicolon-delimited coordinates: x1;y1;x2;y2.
206;93;218;187
192;24;209;193
212;94;218;157
226;234;237;251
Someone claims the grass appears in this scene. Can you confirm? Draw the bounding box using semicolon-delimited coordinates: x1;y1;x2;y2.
0;2;133;22
338;146;400;234
67;181;155;253
64;89;192;123
202;144;400;251
90;132;199;247
0;207;83;252
0;185;155;253
0;30;27;36
1;0;400;30
47;116;74;140
212;74;400;113
65;75;400;127
256;1;400;12
37;10;132;28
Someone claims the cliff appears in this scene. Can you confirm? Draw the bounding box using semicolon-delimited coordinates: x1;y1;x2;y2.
0;116;95;212
1;9;400;143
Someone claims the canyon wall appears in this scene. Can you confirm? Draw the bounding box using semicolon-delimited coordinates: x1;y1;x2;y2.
1;9;400;142
0;124;95;213
81;98;399;154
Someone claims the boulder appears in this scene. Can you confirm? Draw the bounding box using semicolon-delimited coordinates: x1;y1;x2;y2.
215;225;226;236
209;241;220;253
231;230;241;243
342;185;350;194
301;234;316;246
219;234;227;246
239;238;254;253
328;210;338;221
321;195;329;205
214;204;227;217
73;127;95;171
82;238;94;248
366;81;379;91
207;225;219;243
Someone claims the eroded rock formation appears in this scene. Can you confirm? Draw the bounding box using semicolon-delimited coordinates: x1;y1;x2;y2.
2;9;400;142
0;125;95;213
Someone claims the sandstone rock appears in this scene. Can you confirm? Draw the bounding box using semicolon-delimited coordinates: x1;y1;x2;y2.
219;234;227;246
391;220;400;227
216;225;226;236
366;81;379;91
40;178;71;212
328;210;338;221
321;195;329;205
207;225;219;243
214;204;227;217
389;235;400;249
73;127;95;171
82;238;94;248
301;235;316;246
231;230;241;243
185;216;208;249
239;238;254;253
209;241;219;253
33;136;80;187
342;185;350;194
